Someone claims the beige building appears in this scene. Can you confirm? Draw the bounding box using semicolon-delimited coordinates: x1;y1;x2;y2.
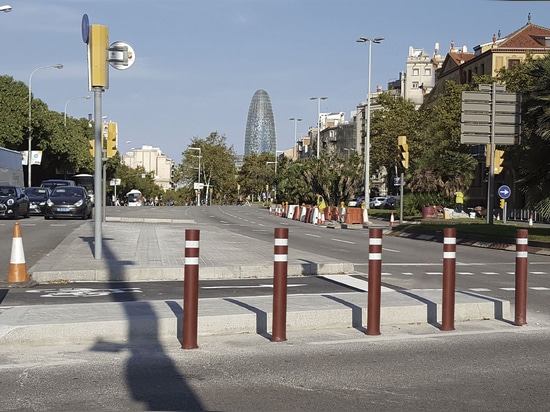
431;18;550;98
122;145;174;190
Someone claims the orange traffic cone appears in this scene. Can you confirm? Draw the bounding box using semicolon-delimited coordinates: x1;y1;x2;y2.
7;222;29;283
390;212;395;227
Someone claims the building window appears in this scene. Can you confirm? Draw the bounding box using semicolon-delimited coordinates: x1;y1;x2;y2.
424;68;431;76
508;59;521;69
412;82;419;89
412;68;419;76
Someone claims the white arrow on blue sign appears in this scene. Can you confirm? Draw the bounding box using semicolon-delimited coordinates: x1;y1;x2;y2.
498;185;511;199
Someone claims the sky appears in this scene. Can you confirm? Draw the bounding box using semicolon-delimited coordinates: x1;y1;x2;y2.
1;0;548;164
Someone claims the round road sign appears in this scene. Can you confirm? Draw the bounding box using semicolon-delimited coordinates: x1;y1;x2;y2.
498;185;511;199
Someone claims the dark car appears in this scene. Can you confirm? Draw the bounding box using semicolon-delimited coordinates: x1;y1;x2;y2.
44;186;93;220
382;196;399;209
25;187;50;215
0;185;30;219
40;179;76;191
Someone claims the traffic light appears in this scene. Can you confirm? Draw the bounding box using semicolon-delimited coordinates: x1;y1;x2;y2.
88;24;109;89
106;122;118;158
485;144;492;167
494;149;504;174
398;135;409;169
499;198;505;209
89;139;95;157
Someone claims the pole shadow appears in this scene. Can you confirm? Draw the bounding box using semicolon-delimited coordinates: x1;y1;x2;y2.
89;221;204;411
457;290;510;324
322;294;366;333
223;298;270;339
397;290;440;328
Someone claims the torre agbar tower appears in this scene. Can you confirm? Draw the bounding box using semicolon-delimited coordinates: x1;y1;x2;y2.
244;89;277;155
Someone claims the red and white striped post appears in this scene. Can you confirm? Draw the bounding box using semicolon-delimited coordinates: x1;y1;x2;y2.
271;228;289;342
514;229;529;326
366;228;383;336
441;227;456;331
182;229;200;349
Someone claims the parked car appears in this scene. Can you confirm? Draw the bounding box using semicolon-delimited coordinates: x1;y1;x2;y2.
369;196;387;209
347;196;365;207
382;196;399;209
0;185;30;219
44;186;93;220
40;179;76;191
25;187;50;215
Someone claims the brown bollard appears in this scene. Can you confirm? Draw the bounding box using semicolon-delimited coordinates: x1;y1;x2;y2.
514;229;529;326
182;229;200;349
441;227;456;331
271;228;289;342
366;228;383;336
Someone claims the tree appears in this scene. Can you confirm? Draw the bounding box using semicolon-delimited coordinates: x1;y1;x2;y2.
177;132;237;204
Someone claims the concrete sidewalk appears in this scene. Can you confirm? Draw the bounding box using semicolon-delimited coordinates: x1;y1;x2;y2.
0;289;509;347
0;215;512;346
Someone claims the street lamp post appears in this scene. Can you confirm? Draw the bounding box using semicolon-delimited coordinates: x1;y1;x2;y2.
289;117;302;160
64;96;91;126
28;63;63;187
190;147;201;205
310;96;328;159
357;36;384;221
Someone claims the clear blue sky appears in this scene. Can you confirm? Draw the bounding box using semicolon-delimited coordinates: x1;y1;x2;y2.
1;0;547;164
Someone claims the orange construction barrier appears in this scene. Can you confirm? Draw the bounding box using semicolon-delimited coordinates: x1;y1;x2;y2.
293;205;300;221
345;208;363;224
7;222;29;283
304;206;312;223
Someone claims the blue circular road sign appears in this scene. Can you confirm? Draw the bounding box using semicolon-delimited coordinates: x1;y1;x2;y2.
498;185;511;199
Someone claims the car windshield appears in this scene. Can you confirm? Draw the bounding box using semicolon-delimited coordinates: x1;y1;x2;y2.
0;187;16;196
51;188;84;197
26;188;48;196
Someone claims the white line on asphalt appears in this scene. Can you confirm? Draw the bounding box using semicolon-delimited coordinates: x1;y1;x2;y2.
201;284;306;289
382;247;400;253
457;272;474;275
530;271;547;275
482;272;499;275
330;238;355;244
530;287;550;290
305;233;321;238
500;287;515;291
469;288;491;292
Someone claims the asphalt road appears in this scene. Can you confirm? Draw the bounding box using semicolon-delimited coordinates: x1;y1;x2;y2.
2;205;550;320
1;325;549;411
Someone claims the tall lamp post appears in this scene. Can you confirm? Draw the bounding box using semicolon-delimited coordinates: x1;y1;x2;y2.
28;63;63;187
289;117;302;160
310;96;327;159
357;36;383;221
190;147;201;205
64;96;91;126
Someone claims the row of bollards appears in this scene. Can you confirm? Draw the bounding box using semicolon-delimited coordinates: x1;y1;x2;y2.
181;227;529;349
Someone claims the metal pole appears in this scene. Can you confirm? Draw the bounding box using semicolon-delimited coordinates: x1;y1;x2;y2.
183;229;200;349
441;228;456;331
271;228;289;342
514;229;528;326
93;87;103;259
364;40;372;217
399;171;404;224
366;227;382;335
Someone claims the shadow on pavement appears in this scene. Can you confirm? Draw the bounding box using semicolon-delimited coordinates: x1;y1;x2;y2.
90;223;204;411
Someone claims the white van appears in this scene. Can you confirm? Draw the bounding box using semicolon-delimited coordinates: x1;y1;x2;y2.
126;189;142;206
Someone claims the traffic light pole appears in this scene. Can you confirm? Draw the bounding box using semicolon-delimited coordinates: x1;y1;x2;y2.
93;87;104;259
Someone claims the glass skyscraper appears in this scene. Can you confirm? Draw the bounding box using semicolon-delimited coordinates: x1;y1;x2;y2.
244;89;277;155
